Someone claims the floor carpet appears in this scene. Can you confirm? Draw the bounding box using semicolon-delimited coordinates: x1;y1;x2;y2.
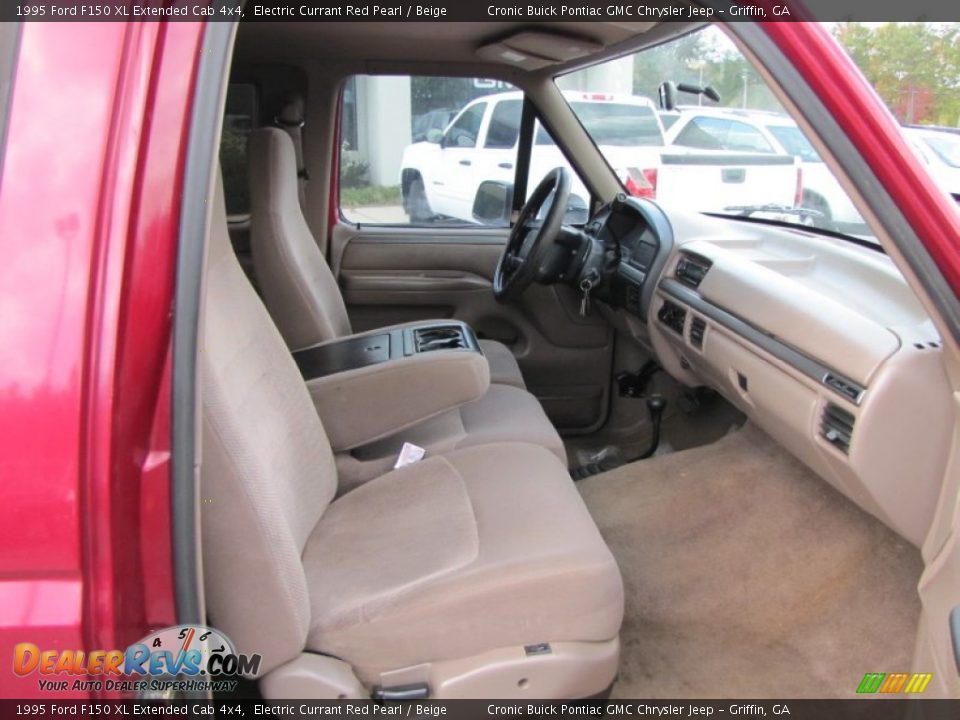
578;423;923;698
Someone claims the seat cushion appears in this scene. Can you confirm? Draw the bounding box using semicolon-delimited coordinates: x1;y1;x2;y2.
478;339;525;389
457;384;565;463
303;442;624;681
336;385;567;492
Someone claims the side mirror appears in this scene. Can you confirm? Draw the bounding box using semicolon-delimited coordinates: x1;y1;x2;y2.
473;181;514;226
675;82;722;105
425;128;443;144
658;81;678;111
564;195;589;226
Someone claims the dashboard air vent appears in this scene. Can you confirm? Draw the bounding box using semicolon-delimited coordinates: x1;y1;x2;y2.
820;403;855;454
690;316;706;349
676;254;712;288
657;300;686;335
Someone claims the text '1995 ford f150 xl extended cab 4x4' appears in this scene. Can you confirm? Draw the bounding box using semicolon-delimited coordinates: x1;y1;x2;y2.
400;91;801;224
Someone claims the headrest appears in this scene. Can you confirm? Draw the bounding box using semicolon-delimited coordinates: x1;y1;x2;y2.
248;127;300;217
276;96;305;128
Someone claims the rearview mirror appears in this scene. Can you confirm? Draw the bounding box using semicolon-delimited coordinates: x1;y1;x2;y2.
425;128;443;144
473;181;513;226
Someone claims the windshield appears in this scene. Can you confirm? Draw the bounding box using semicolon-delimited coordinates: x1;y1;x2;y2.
558;25;881;241
921;133;960;169
767;125;822;163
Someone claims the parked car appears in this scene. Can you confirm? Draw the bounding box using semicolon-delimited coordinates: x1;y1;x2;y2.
903;126;960;199
401;91;801;224
666;107;866;232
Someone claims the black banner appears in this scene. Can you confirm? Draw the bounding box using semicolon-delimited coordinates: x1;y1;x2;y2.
4;0;960;22
2;701;960;720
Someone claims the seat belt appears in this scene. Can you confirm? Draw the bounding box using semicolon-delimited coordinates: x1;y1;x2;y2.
275;95;308;208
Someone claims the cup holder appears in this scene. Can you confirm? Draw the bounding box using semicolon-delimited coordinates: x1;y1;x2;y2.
414;326;468;353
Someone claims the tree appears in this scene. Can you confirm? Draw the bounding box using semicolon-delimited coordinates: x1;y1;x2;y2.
833;23;960;127
632;31;709;101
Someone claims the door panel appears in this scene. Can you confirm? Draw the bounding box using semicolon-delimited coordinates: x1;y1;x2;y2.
331;223;613;433
914;395;960;697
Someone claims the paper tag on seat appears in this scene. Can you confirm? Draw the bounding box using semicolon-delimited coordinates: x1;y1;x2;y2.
393;442;426;469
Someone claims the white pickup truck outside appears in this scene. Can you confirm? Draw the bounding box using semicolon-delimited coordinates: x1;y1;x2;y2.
400;91;801;224
664;107;865;232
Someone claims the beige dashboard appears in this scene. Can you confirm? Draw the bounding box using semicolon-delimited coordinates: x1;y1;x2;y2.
632;210;952;547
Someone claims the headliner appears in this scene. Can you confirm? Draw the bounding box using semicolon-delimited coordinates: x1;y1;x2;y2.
234;20;702;76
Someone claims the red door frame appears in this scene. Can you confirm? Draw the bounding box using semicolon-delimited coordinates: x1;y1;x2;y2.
0;21;205;698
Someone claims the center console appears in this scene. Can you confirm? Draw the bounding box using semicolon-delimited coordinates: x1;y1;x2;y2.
292;321;489;453
293;321;481;380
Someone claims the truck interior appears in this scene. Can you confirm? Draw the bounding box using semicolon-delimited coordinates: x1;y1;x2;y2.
188;18;960;699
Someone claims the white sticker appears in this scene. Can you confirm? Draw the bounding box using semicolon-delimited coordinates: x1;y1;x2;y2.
393;442;426;469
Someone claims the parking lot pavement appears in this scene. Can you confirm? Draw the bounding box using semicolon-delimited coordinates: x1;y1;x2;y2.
342;204;409;224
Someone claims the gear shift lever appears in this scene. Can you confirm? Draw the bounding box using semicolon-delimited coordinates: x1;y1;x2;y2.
637;394;666;460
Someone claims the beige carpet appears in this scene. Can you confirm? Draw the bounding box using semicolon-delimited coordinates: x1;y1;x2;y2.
578;423;923;698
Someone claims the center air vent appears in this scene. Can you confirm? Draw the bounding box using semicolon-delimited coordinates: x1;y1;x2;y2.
690;317;706;349
676;254;712;288
820;403;855;454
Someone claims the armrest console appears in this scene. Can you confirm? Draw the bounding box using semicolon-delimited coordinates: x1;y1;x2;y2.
293;321;489;451
293;321;481;380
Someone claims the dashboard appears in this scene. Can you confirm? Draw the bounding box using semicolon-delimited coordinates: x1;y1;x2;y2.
588;198;952;548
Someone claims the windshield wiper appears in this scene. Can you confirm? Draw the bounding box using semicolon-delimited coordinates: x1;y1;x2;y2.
721;203;825;221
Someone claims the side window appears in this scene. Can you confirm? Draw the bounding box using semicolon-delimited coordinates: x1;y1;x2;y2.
444;103;486;149
534;122;556;146
484;100;521;149
674;116;774;153
338;75;521;227
674;116;729;150
528;124;590;226
725;120;775;153
219;83;257;216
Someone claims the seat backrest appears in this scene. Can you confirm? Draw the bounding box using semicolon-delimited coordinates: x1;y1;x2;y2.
201;175;338;675
248;127;351;351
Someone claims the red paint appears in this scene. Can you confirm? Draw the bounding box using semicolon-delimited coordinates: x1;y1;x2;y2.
0;22;204;698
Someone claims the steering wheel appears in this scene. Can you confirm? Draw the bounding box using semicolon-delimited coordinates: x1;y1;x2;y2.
493;167;572;302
